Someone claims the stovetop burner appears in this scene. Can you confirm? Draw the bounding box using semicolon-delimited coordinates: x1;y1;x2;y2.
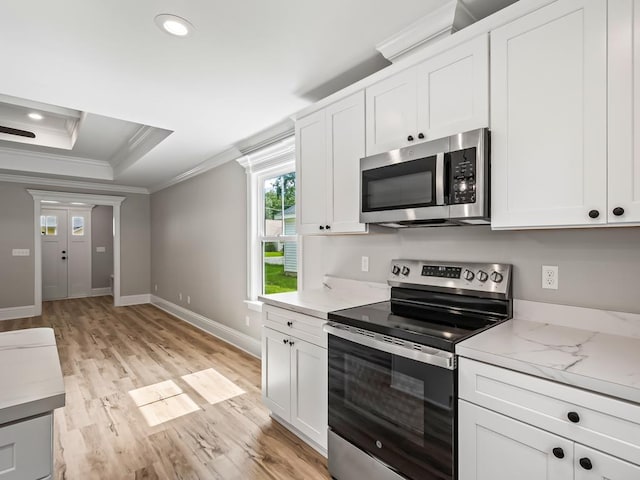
328;259;513;352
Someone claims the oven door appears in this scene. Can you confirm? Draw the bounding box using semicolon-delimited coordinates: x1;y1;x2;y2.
326;325;455;480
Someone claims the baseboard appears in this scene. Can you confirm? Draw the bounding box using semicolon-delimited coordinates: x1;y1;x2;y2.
0;305;38;321
118;294;151;306
150;295;261;358
91;287;112;297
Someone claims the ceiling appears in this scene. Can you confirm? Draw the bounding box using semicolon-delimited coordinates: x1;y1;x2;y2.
0;0;516;191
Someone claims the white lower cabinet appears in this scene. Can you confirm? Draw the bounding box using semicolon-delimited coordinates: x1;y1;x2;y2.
459;400;573;480
0;413;53;480
458;358;640;480
261;306;327;450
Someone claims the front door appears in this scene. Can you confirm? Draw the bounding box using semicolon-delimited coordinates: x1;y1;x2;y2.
41;207;92;301
41;209;68;300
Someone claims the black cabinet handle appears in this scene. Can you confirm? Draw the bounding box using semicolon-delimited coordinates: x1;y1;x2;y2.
289;341;295;346
325;225;331;230
613;207;625;216
282;339;289;345
407;135;414;142
62;250;66;254
286;321;293;327
579;458;593;470
319;225;325;230
567;411;580;423
588;210;599;219
552;447;565;459
61;256;67;260
418;133;425;139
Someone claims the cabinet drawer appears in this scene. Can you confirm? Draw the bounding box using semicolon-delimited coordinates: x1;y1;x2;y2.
263;306;327;347
0;413;52;480
459;358;640;465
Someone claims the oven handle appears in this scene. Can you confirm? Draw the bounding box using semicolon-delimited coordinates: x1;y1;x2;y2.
324;323;455;370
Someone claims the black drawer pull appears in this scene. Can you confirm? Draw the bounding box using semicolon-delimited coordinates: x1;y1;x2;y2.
552;448;564;459
579;458;593;470
567;411;580;423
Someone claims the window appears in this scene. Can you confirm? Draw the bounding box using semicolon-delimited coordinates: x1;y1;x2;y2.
72;216;85;236
262;172;297;294
237;136;298;302
40;215;57;236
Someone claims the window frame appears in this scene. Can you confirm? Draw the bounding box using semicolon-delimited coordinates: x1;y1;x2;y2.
237;136;298;304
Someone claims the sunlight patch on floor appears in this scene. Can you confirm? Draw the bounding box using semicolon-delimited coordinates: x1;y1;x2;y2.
138;393;201;427
182;368;245;405
128;379;183;407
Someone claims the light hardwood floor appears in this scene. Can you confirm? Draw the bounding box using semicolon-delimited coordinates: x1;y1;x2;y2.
0;297;329;480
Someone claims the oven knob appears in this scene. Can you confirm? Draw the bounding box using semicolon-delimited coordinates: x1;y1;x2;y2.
490;271;504;283
463;269;475;281
392;265;400;276
477;270;488;282
401;266;410;276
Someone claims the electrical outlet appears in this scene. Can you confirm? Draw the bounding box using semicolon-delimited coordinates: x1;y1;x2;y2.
179;292;183;301
361;256;369;272
187;295;191;305
245;316;250;327
154;284;158;292
542;265;558;290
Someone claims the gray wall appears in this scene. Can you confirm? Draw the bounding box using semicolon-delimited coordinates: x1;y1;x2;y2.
91;205;113;289
150;161;261;339
0;181;150;308
306;225;640;314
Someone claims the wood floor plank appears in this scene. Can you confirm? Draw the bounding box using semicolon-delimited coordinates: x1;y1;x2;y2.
0;297;329;480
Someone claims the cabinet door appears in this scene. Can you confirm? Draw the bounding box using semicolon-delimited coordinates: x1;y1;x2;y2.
290;339;328;449
296;110;327;234
608;0;640;224
416;34;489;141
459;400;574;480
575;444;640;479
326;91;367;234
0;413;52;480
365;69;417;155
261;327;291;420
491;0;607;229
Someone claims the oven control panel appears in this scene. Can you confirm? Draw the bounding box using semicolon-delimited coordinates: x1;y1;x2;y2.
389;259;512;297
449;147;476;205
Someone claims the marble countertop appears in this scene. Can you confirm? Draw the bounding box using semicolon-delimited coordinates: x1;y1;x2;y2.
259;276;390;319
457;316;640;405
0;327;65;425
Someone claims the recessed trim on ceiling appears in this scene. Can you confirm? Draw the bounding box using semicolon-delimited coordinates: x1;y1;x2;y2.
154;14;194;37
0;173;149;194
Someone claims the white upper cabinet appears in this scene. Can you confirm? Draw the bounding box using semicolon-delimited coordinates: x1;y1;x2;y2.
490;0;608;229
297;91;367;235
608;0;640;224
366;35;489;156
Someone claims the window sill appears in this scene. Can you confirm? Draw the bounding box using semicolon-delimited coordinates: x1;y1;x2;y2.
244;300;263;312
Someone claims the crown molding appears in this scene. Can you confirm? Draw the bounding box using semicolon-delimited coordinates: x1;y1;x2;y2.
111;125;173;177
0;173;149;194
148;146;242;194
376;0;476;62
237;135;295;173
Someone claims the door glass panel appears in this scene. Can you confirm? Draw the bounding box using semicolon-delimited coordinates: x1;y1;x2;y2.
41;215;58;236
72;216;85;236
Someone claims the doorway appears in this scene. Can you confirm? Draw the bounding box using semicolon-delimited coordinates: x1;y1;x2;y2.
28;190;126;316
41;206;93;300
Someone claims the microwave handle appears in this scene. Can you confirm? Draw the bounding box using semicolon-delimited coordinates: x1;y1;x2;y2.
436;152;445;205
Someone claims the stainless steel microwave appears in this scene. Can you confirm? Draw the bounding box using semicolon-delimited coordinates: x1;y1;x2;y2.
360;128;489;227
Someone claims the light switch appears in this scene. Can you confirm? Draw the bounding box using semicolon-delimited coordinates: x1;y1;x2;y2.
96;246;106;253
12;249;30;257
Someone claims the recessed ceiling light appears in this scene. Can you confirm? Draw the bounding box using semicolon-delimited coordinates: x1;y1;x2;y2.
41;200;59;204
154;14;194;37
71;202;86;205
28;112;44;121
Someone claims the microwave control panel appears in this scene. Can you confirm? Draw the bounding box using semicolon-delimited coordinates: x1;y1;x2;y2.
449;147;476;205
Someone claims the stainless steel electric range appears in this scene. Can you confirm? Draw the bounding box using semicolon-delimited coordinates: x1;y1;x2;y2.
325;259;513;480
